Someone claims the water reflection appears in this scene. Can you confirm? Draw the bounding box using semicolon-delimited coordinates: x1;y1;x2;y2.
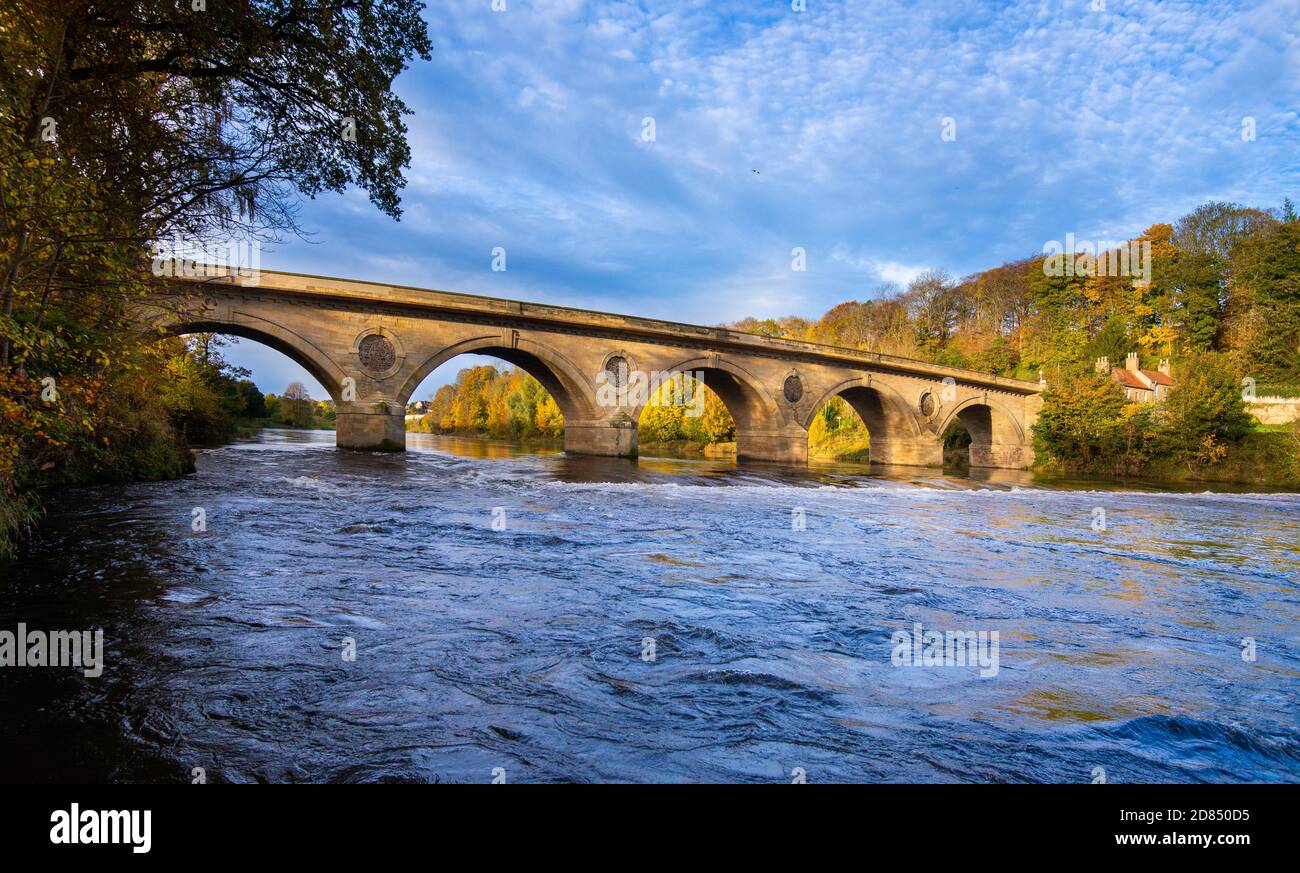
406;432;564;460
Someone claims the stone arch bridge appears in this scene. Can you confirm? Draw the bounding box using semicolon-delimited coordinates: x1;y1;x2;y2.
149;270;1043;469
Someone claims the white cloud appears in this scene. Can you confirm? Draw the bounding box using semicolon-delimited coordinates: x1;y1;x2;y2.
873;261;930;288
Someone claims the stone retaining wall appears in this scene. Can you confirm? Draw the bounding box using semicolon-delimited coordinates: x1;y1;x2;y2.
1249;398;1300;425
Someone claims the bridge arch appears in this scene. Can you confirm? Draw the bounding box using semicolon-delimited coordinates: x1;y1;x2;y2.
801;376;936;465
159;310;347;399
642;355;784;433
626;355;806;461
937;396;1026;468
399;334;598;421
802;377;923;439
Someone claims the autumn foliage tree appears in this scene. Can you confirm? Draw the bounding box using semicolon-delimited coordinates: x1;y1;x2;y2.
1;1;431;554
416;366;565;441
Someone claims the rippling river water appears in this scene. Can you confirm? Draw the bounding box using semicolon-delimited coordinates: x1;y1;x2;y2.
2;429;1297;783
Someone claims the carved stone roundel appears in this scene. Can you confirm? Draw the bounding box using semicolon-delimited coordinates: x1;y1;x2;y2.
919;391;936;419
783;374;803;404
359;334;396;373
605;355;629;388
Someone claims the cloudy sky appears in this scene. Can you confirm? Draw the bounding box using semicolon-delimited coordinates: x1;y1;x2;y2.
228;0;1299;400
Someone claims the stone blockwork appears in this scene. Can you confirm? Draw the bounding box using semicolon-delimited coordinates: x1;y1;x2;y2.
1248;399;1300;425
336;402;406;451
150;270;1045;469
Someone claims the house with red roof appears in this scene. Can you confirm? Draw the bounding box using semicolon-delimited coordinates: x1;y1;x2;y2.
1096;353;1174;402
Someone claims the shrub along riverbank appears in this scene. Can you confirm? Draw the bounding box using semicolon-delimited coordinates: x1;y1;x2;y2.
0;332;334;557
2;334;251;556
1031;352;1300;486
1140;429;1300;488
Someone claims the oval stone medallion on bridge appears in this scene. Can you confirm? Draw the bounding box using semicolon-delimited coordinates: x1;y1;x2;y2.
604;355;629;388
783;374;803;404
358;334;396;374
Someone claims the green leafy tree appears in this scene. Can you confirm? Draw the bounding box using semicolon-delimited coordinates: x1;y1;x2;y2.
1159;353;1253;457
237;380;267;419
1032;373;1127;469
1171;251;1225;353
282;382;315;428
1026;259;1090;380
1230;220;1300;380
1172;201;1275;260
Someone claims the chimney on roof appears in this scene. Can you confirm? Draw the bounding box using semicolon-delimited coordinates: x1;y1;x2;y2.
1158;358;1171;376
1126;352;1140;372
1095;356;1109;374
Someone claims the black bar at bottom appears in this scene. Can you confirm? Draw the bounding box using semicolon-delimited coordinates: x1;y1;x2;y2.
0;784;1284;857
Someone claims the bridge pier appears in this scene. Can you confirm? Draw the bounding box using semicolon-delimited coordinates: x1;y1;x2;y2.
969;442;1032;470
869;435;944;467
564;418;638;458
736;430;808;464
336;400;406;451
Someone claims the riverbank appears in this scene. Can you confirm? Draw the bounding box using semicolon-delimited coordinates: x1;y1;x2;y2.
410;428;564;449
1124;429;1300;488
802;427;1300;491
1031;428;1300;490
807;431;872;463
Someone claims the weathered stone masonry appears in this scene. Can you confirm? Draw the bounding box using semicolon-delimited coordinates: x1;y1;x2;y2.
150;270;1044;469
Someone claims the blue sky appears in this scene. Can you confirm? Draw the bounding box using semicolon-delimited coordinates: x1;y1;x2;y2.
227;0;1299;401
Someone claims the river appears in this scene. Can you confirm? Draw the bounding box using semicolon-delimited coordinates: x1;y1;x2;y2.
2;428;1297;783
